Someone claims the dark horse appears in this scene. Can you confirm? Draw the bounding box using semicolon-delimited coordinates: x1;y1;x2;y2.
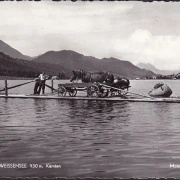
70;70;114;84
112;77;130;89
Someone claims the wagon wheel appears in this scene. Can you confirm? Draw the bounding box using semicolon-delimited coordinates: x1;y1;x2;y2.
99;86;109;98
58;86;67;96
118;89;128;99
109;89;115;97
87;84;100;97
68;88;77;97
119;88;128;96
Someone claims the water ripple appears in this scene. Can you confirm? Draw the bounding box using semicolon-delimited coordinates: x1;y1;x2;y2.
0;80;180;177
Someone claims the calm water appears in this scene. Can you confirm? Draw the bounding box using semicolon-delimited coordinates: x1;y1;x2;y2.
0;80;180;178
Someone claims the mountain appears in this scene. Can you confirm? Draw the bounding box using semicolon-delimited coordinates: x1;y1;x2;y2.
0;52;71;78
137;63;180;75
33;50;156;78
137;63;159;73
0;40;33;60
100;57;155;78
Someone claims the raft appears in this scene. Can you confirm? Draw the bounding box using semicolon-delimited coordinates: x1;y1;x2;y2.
0;94;180;103
0;79;178;103
148;83;172;98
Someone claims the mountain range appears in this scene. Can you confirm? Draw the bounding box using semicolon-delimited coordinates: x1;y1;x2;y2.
137;63;180;76
0;52;71;78
0;40;33;60
0;39;156;79
32;50;155;78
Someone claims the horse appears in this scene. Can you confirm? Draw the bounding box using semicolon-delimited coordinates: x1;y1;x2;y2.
112;77;130;89
70;70;82;83
70;70;114;84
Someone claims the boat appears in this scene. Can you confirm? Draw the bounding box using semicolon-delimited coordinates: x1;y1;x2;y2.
148;83;172;97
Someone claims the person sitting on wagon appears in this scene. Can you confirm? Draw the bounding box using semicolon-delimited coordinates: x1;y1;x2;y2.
38;72;49;95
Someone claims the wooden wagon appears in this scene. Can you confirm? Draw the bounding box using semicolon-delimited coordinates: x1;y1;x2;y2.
57;82;130;98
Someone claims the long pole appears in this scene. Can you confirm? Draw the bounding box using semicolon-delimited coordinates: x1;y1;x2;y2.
126;91;153;99
98;83;153;99
0;80;35;92
5;79;8;96
51;79;54;93
45;84;58;92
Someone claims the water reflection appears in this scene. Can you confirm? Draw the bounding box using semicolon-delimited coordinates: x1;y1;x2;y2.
60;100;131;138
1;92;180;177
149;103;180;133
66;100;130;121
153;103;179;120
0;99;10;118
33;99;48;113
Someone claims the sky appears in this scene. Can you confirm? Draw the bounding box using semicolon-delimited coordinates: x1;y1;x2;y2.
0;1;180;70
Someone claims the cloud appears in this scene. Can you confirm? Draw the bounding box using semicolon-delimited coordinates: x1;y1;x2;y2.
1;2;180;70
130;29;152;43
113;29;180;70
0;1;133;55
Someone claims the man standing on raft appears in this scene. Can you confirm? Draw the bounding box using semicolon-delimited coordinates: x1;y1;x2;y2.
33;75;41;95
38;72;49;95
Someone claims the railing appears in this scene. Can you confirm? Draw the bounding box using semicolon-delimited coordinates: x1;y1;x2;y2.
0;79;56;96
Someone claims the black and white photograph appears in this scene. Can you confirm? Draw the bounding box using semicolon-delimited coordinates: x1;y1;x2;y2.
0;0;180;178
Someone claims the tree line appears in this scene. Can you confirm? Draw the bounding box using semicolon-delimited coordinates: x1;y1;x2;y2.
0;52;70;79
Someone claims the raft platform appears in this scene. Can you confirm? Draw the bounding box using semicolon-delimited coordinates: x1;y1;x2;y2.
0;79;179;103
1;94;180;103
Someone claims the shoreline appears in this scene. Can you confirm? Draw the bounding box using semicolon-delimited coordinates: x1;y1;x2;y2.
0;76;178;81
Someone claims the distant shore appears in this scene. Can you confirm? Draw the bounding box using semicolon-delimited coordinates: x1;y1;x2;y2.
0;76;178;81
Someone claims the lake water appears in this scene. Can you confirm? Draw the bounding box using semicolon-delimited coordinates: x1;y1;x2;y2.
0;80;180;178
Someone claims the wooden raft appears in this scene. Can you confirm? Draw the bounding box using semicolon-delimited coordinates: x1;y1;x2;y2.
0;94;180;103
0;80;179;103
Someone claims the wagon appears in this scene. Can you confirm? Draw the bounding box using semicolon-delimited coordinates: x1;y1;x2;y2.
57;82;130;98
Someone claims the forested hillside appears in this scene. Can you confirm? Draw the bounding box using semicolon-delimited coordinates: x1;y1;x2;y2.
0;52;71;78
33;50;156;78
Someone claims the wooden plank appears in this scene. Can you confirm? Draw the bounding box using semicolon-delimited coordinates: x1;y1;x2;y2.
0;94;180;103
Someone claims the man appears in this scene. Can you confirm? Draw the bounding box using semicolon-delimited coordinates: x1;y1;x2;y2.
33;75;40;95
38;72;49;95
